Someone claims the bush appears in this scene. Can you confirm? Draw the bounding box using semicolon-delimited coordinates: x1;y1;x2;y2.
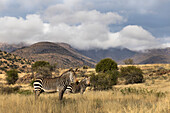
120;66;144;84
83;65;89;69
90;70;119;90
32;61;51;71
95;58;118;73
35;66;53;78
6;69;19;85
0;86;20;94
32;61;55;78
123;58;134;65
18;90;32;95
0;86;32;95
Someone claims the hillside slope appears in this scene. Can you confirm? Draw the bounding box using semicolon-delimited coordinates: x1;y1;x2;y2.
12;42;96;68
77;47;137;62
131;48;170;64
78;47;170;64
0;50;33;74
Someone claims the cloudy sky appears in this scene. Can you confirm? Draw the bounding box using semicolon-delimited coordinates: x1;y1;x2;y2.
0;0;170;50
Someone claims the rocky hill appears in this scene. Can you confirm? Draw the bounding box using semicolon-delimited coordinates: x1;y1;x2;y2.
0;43;27;53
0;50;33;74
12;42;96;68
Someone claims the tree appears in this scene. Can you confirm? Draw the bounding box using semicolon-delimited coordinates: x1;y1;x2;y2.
95;58;118;73
90;58;119;90
6;69;18;85
32;61;51;71
120;66;144;84
90;70;119;90
123;58;134;65
32;61;56;78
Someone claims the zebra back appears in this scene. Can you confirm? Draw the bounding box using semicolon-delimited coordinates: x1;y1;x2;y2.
33;68;78;93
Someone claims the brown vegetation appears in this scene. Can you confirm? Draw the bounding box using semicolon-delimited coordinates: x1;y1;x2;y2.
0;64;170;112
0;90;170;113
0;51;33;74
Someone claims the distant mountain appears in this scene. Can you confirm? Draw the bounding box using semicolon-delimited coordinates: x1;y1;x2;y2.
77;47;137;62
131;48;170;64
1;42;169;66
77;47;170;64
12;42;95;68
0;42;27;52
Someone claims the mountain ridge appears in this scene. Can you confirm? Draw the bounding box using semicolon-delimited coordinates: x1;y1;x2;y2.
0;42;169;66
11;42;96;68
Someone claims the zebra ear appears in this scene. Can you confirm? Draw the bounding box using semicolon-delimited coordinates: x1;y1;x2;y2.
69;67;73;71
75;68;79;72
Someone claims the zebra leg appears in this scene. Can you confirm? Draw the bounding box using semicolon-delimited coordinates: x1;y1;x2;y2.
80;88;84;94
34;90;41;100
59;87;67;100
80;87;86;94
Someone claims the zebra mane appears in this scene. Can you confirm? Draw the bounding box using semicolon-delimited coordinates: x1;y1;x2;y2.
60;68;74;77
80;78;87;83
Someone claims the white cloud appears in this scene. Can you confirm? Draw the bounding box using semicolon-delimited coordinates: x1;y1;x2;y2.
43;2;125;25
108;25;161;50
0;14;166;50
0;15;44;43
0;0;169;51
45;10;124;25
157;37;170;48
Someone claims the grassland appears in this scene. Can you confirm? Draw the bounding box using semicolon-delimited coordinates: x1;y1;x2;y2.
0;90;170;113
0;64;170;113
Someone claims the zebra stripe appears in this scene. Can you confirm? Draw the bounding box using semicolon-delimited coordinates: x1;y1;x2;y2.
66;77;91;94
33;80;43;91
33;68;78;100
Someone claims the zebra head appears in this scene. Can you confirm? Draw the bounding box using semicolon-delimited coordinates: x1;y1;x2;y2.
82;76;91;86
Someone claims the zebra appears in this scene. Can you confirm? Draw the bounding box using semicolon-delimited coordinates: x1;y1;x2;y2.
65;76;91;94
33;68;78;100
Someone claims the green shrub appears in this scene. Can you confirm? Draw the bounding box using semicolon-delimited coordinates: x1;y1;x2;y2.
119;87;166;98
0;86;20;94
30;80;34;87
0;86;32;95
120;66;144;84
0;67;6;71
95;58;118;73
90;70;119;90
20;61;24;64
18;90;32;95
123;58;134;65
6;69;19;85
35;66;53;78
32;61;55;78
83;65;89;69
32;61;50;70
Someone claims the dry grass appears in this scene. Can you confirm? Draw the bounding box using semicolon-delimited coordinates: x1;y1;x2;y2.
0;64;170;113
0;90;170;113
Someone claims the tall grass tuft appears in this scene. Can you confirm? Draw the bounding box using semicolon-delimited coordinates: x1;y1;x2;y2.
0;90;170;113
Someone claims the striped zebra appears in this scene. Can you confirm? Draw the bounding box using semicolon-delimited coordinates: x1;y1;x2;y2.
33;68;78;100
66;76;90;94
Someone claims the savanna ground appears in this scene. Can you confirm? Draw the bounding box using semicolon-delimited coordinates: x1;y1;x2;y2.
0;64;170;113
